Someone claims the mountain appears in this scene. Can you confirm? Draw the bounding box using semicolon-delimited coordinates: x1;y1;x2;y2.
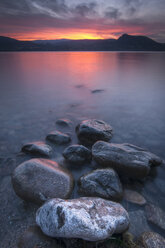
0;34;165;51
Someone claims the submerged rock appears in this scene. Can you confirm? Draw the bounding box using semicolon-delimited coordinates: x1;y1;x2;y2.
76;119;113;145
128;210;150;237
36;197;129;241
22;141;52;157
145;204;165;230
79;168;123;201
91;89;105;94
56;119;72;127
18;225;60;248
92;142;162;179
63;145;91;164
12;158;74;204
138;232;165;248
124;189;146;205
46;131;71;145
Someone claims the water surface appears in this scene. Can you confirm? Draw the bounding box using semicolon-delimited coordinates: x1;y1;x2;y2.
0;52;165;244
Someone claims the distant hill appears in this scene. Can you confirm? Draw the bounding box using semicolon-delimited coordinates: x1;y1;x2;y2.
0;34;165;51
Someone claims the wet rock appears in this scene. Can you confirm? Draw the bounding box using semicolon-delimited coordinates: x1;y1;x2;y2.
18;225;61;248
22;141;52;157
145;204;165;230
128;210;150;237
56;119;72;127
78;169;123;201
12;158;74;204
91;89;105;94
63;145;91;164
46;131;71;145
36;197;129;241
92;142;162;179
124;189;146;205
76;119;113;145
138;232;165;248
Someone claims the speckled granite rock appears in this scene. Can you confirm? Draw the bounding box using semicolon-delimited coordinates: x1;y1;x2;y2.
22;141;52;157
46;131;71;145
76;119;113;145
79;168;123;201
92;142;162;179
12;159;74;204
36;197;129;241
63;145;91;164
137;232;165;248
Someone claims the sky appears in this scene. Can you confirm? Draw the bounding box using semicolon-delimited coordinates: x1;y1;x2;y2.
0;0;165;42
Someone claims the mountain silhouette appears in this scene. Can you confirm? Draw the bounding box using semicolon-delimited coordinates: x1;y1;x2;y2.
0;34;165;51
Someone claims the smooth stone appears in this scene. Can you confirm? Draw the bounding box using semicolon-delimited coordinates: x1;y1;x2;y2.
124;189;146;205
12;158;74;204
36;197;129;242
78;168;123;201
18;225;60;248
63;145;91;164
76;119;113;145
91;89;105;94
22;141;52;157
56;119;72;127
46;131;71;145
138;232;165;248
145;204;165;230
92;142;162;179
128;210;150;237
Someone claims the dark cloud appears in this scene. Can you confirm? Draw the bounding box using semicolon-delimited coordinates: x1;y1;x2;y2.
74;2;97;17
104;7;121;19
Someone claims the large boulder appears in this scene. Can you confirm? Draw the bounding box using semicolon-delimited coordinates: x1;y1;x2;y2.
36;197;129;242
92;142;162;179
22;141;52;157
63;145;91;164
46;131;71;145
76;119;113;145
138;232;165;248
78;169;123;201
12;159;74;204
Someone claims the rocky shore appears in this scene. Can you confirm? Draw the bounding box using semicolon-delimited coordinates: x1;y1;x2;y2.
1;118;165;248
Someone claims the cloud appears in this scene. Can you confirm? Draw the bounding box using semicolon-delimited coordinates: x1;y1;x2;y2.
104;7;121;19
0;0;165;42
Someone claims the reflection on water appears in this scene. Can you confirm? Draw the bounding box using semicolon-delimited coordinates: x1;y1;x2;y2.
0;52;165;239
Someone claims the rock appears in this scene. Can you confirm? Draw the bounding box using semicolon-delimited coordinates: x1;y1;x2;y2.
18;225;61;248
91;89;105;94
124;189;146;205
63;145;91;164
76;119;113;145
46;131;71;145
145;204;165;230
92;142;162;179
22;141;52;157
56;119;72;127
138;232;165;248
128;210;150;237
78;169;123;201
36;197;129;242
12;158;74;204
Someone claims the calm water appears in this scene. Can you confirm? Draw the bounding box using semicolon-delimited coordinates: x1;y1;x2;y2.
0;52;165;239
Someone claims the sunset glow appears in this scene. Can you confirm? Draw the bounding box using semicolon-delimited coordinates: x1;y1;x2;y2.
0;0;165;42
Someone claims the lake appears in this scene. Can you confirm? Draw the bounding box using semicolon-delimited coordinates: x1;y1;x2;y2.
0;52;165;246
